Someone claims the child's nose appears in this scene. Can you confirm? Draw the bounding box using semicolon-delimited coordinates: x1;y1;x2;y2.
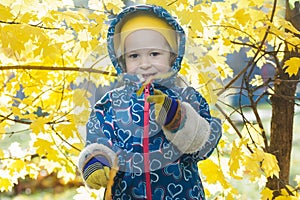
139;56;151;68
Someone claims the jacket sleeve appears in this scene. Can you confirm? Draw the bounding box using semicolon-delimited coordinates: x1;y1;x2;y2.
77;92;118;173
163;87;222;160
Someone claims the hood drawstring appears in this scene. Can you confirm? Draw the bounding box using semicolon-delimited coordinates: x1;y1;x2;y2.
143;83;152;200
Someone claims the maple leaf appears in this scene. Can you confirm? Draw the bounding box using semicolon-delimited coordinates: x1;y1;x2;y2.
0;4;14;21
198;159;230;189
0;177;13;192
56;123;76;139
261;152;280;178
9;160;26;176
233;8;250;27
30;117;51;134
261;187;274;200
33;138;58;161
284;57;300;77
228;139;245;179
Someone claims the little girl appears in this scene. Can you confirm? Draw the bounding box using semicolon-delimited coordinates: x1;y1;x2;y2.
78;4;222;200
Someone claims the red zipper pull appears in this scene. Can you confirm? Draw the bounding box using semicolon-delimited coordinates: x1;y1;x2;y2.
144;84;150;111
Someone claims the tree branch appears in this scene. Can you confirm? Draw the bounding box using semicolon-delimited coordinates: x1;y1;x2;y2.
0;20;60;30
0;65;117;76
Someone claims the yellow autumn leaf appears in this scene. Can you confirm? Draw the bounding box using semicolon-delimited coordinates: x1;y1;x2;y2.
261;152;280;178
222;38;232;46
241;123;265;148
261;187;274;200
0;177;13;192
243;148;265;181
283;57;300;77
1;26;25;53
30;117;51;134
12;106;23;118
42;44;64;65
197;71;219;104
88;13;107;26
189;11;209;34
212;5;220;21
222;122;231;134
179;61;190;77
274;188;299;200
198;159;230;188
80;41;89;49
0;4;14;21
56;123;76;139
0;121;8;139
2;24;47;55
33;138;58;161
286;36;300;52
218;63;234;79
250;74;264;87
106;2;124;15
27;164;40;179
249;9;266;22
9;160;26;176
277;18;300;35
58;162;77;184
252;148;265;161
200;54;216;66
281;185;299;197
18;12;38;23
243;154;261;181
228;139;245;179
73;89;91;107
233;8;250;27
198;71;211;85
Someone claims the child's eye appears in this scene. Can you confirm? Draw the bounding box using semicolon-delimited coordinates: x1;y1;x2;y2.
150;52;160;56
127;53;139;59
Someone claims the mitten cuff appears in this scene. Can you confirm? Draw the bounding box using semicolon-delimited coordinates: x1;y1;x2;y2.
78;143;116;172
163;102;210;154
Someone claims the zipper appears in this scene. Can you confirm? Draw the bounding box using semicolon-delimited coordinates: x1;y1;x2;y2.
143;83;152;200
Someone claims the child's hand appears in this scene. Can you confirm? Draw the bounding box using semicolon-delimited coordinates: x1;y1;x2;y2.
147;89;181;128
135;72;174;96
82;156;111;189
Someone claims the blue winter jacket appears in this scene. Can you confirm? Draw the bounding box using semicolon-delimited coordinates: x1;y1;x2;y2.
78;4;222;200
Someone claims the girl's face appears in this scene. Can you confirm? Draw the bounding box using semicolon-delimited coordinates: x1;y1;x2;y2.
124;29;172;80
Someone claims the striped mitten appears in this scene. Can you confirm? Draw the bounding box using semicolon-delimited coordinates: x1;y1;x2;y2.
82;155;111;189
147;89;185;131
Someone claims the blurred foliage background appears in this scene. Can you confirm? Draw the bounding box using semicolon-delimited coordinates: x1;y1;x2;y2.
0;0;299;199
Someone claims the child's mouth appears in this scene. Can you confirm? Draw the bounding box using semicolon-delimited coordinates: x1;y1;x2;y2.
142;73;156;79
